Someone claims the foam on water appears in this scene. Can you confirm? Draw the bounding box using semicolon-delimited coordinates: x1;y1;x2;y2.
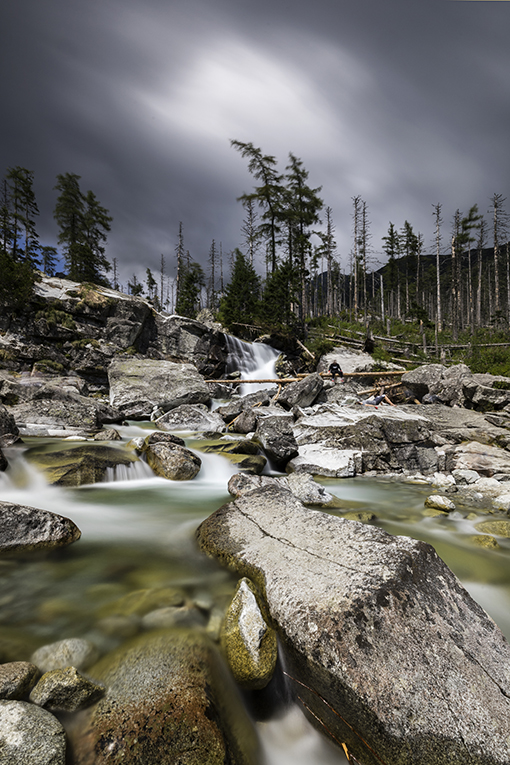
225;335;279;395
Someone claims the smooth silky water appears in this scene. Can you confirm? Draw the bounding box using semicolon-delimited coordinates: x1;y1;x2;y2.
1;342;509;763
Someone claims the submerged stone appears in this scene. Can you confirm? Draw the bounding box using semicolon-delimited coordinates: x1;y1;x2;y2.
69;629;260;765
475;520;510;538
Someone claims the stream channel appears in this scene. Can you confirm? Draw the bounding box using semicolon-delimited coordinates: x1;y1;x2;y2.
1;339;510;764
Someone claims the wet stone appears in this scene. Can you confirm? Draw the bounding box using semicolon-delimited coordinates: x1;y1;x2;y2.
0;662;40;700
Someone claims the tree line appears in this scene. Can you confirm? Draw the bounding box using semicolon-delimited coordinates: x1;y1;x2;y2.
1;155;509;345
0;167;112;305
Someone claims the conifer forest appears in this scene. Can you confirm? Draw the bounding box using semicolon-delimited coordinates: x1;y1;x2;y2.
2;145;510;374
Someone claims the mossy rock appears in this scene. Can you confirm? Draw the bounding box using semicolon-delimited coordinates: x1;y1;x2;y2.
194;438;266;474
474;520;510;538
26;444;139;487
469;535;500;549
343;511;377;523
220;578;277;690
97;587;186;619
195;438;260;456
69;629;260;765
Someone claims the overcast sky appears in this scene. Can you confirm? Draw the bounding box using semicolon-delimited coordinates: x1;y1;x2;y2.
2;0;510;292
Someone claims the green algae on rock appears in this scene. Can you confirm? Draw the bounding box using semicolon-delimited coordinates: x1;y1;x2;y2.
221;577;277;690
24;443;139;486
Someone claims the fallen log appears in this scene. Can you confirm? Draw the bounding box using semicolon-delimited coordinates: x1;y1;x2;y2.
205;371;405;384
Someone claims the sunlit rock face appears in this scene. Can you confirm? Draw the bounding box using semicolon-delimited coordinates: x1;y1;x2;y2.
107;357;210;419
197;484;510;765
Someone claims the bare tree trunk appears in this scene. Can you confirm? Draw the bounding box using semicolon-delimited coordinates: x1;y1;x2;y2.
433;203;442;336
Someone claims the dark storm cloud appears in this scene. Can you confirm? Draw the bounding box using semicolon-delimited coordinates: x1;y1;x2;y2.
2;0;510;288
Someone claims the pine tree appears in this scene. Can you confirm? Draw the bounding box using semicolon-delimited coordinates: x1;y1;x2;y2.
40;246;58;276
260;260;300;331
54;173;112;285
230;140;285;272
128;274;143;296
284;153;323;321
241;198;260;267
6;166;40;264
81;190;112;283
382;222;400;318
218;249;260;330
175;259;204;318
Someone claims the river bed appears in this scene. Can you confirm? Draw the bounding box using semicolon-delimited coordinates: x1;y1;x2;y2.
1;424;510;764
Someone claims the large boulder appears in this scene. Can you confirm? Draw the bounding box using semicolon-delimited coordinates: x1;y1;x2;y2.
402;364;510;411
216;389;277;424
293;406;434;474
0;403;19;438
7;396;120;437
254;415;298;467
154;314;229;377
0;501;81;553
108;358;210;419
145;442;202;480
401;363;447;400
155;403;226;432
25;443;140;486
196;485;510;765
69;629;260;765
277;373;323;410
443;440;510;476
463;374;510;411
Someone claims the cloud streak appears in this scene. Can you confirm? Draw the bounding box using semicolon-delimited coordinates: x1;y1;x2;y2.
2;0;510;289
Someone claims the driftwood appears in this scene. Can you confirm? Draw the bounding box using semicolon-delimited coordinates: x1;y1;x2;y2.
297;338;315;359
205;371;404;385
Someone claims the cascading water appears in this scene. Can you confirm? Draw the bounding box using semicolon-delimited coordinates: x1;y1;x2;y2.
2;346;510;763
224;334;280;394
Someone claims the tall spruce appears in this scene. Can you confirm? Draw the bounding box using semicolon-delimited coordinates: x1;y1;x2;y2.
230;140;284;273
54;173;111;285
284;153;323;321
175;259;204;318
6;166;40;264
219;249;260;330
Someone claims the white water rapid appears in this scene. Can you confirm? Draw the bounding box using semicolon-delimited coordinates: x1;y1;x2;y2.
225;335;280;394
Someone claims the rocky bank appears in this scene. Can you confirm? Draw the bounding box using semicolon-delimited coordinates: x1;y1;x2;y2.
2;276;510;763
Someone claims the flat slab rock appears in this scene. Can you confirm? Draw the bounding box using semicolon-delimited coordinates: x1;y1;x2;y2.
196;485;510;765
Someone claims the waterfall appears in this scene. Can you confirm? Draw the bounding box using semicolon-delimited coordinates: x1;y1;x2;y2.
224;335;280;395
104;460;155;482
